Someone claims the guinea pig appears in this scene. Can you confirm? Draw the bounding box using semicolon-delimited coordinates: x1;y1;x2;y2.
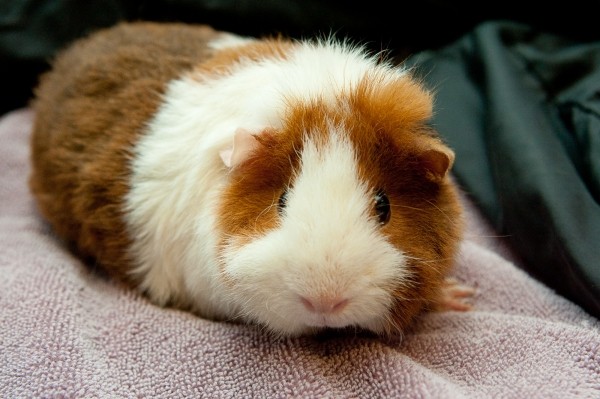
29;21;473;337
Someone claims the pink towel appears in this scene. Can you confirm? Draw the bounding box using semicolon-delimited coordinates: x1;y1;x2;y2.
1;108;599;398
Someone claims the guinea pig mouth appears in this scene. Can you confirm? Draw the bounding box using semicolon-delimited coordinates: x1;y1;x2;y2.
303;314;352;329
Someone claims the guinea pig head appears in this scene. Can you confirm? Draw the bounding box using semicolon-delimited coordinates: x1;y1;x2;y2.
216;75;463;336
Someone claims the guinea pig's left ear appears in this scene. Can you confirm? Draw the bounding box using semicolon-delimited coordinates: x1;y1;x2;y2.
418;141;455;183
219;128;261;169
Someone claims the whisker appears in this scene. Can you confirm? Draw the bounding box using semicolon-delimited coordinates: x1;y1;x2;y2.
255;198;277;225
429;200;457;224
391;204;428;212
463;233;512;240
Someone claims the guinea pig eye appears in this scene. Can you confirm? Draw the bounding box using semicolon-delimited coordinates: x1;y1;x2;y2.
374;189;390;225
278;189;288;215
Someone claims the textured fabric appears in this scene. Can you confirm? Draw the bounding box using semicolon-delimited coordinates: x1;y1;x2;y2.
408;21;600;321
1;108;599;398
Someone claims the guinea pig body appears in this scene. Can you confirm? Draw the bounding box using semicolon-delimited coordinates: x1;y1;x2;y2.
30;22;466;337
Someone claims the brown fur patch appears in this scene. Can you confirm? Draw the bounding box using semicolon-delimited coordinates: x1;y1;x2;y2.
30;22;222;284
216;129;301;249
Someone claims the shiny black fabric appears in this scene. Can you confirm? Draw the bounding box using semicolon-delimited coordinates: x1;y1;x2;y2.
408;21;600;318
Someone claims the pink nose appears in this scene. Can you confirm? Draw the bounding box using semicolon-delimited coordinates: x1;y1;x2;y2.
300;295;349;314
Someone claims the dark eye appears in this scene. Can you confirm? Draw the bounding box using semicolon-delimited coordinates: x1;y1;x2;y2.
278;189;288;215
374;189;390;225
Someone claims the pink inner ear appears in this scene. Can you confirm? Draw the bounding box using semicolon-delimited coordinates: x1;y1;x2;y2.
420;144;455;182
219;128;261;168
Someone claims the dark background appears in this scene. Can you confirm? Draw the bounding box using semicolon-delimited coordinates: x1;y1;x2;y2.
2;0;600;115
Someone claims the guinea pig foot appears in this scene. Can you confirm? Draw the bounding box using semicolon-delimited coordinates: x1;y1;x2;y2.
436;277;476;312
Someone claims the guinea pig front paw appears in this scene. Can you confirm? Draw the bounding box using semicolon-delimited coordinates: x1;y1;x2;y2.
435;277;476;312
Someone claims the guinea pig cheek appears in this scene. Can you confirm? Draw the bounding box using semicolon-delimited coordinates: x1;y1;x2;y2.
217;230;316;334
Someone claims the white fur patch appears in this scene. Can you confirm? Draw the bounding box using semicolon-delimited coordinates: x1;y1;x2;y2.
125;32;410;334
208;33;255;50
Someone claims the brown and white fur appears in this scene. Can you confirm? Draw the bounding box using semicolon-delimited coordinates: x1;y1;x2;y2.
30;22;472;337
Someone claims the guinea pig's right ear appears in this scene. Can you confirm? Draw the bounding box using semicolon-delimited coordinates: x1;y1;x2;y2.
219;128;261;169
417;138;456;183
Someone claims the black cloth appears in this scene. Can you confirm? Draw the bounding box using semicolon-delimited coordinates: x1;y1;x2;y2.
407;21;600;318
